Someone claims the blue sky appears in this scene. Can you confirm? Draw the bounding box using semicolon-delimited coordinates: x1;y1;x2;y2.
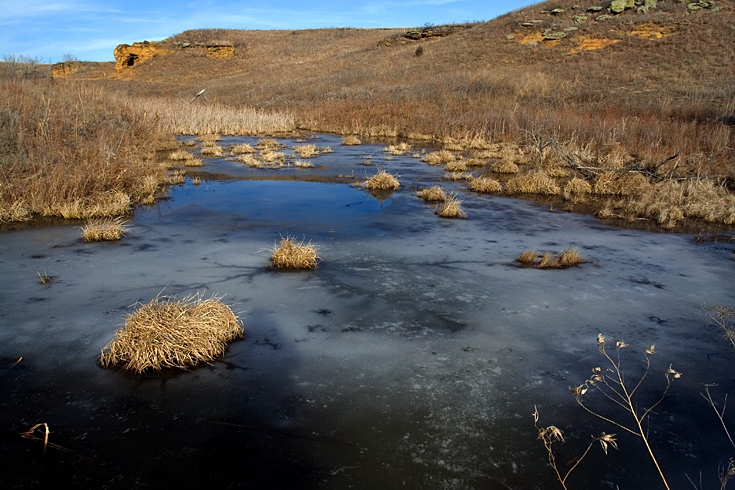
1;0;535;63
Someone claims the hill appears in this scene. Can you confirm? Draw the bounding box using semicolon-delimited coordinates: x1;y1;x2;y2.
11;0;735;230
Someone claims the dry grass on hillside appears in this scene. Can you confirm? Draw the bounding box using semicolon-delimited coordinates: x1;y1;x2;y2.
100;293;243;374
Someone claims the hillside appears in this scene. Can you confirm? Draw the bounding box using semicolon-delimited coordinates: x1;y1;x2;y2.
15;0;735;230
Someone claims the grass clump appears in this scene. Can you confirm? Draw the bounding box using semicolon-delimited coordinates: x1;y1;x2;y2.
169;149;194;161
421;150;456;166
384;143;412;156
468;177;502;193
491;159;520;174
506;171;561;195
294;160;314;168
417;186;447;201
436;193;466;219
200;144;224;157
518;247;584;269
235;154;265;168
81;217;130;242
99;293;244;374
341;136;362;146
230;143;256;154
443;171;474;181
564;177;593;201
257;138;283;149
365;170;400;190
271;236;320;269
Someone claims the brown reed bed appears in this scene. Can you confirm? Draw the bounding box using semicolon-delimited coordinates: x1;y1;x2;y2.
517;247;585;269
365;170;400;190
99;293;243;374
81;217;130;242
436;193;466;219
417;186;447;202
270;236;320;269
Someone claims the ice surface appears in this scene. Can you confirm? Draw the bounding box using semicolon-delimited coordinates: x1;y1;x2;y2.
1;134;734;489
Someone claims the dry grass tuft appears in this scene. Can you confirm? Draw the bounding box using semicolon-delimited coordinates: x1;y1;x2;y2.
81;217;130;242
257;138;282;149
468;177;502;193
200;144;224;157
341;136;362;146
230;143;256;154
564;177;593;201
384;143;412;156
446;159;469;172
518;247;585;269
417;186;447;201
99;293;243;374
271;236;320;269
436;193;466;219
492;159;520;174
294;160;314;168
196;134;222;143
506;171;561;195
235;153;265;168
443;171;474;181
169;149;194;161
293;144;319;158
365;170;400;190
421;150;456;166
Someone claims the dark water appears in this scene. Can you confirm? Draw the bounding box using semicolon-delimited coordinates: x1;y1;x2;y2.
1;134;734;489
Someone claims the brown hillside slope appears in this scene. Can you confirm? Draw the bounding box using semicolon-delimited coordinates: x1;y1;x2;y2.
95;1;734;180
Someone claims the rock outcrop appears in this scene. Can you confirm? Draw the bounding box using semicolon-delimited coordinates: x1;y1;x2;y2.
114;41;169;70
52;61;83;77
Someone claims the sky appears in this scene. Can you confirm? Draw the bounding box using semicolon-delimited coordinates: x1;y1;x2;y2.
1;0;534;63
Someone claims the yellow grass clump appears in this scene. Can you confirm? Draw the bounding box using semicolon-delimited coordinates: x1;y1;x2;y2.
517;247;585;269
506;171;561;195
443;171;474;181
417;186;447;201
81;217;130;242
436;193;466;219
42;190;132;220
257;138;283;149
200;144;224;157
384;143;412;156
293;144;319;158
468;177;502;193
196;134;222;143
446;159;469;172
563;177;593;201
271;236;320;269
341;136;362;146
169;149;194;161
421;150;456;165
100;294;243;374
365;170;400;190
230;143;256;154
492;159;520;174
294;160;314;168
260;150;286;163
235;154;265;168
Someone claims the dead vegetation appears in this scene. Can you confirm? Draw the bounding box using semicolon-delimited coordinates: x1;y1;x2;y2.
341;136;362;146
270;236;320;269
81;217;129;242
436;193;466;219
365;170;400;190
517;247;585;269
417;186;447;201
99;293;244;374
468;177;502;193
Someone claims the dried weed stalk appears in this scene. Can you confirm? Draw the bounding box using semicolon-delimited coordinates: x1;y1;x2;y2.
569;334;682;490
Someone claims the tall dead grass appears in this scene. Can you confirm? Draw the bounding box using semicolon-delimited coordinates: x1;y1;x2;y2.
99;293;243;374
0;79;168;222
271;236;320;269
365;170;400;190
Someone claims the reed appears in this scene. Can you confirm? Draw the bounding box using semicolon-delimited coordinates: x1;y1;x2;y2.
436;193;466;219
365;170;400;190
416;186;447;201
81;217;130;242
468;177;502;193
